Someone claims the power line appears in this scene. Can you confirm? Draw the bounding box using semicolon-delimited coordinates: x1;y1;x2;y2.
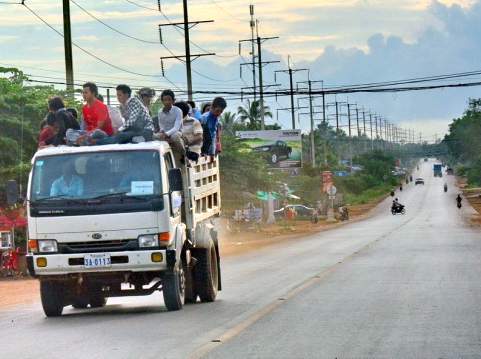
123;0;158;12
21;2;182;90
324;69;481;90
70;0;159;44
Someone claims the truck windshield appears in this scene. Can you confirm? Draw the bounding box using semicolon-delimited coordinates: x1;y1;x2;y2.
31;150;162;203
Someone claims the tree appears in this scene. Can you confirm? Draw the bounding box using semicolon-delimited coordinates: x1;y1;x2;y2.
220;111;238;136
0;67;81;198
237;100;273;130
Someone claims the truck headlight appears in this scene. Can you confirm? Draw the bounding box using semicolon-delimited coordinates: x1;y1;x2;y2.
138;234;159;248
38;240;58;253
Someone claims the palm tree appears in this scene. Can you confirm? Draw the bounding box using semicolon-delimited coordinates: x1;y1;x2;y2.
220;111;238;136
237;100;272;130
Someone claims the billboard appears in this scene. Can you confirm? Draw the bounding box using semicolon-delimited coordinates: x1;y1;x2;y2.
236;130;302;168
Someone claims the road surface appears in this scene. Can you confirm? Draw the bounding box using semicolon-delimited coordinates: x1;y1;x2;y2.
2;160;481;359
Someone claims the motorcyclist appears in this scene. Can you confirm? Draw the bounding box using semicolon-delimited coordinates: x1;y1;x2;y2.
444;183;448;192
392;198;404;211
456;194;462;208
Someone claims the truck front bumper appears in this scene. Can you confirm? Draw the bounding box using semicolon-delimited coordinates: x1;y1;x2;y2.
29;249;170;276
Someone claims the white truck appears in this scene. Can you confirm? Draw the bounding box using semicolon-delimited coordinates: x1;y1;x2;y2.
17;142;221;317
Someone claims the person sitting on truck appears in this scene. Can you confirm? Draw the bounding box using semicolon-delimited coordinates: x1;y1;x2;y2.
200;97;227;157
67;82;115;145
45;96;80;146
153;90;185;159
50;162;84;197
175;101;203;161
38;113;59;148
91;85;154;145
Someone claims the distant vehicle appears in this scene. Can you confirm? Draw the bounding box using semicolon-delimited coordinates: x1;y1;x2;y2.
424;158;428;162
274;205;314;219
415;178;425;185
391;204;406;215
446;167;454;175
253;140;292;164
433;164;443;177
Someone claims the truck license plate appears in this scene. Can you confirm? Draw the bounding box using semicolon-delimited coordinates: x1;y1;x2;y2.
84;253;111;268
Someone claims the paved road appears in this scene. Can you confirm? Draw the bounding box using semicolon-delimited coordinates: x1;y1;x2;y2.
2;160;480;359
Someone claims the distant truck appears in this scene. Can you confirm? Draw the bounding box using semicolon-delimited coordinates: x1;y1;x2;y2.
253;140;292;164
433;163;443;177
13;142;222;317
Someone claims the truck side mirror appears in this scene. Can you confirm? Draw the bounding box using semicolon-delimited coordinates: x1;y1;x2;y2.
168;168;183;192
6;180;19;206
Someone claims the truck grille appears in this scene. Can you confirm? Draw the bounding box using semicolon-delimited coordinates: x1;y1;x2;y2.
58;240;138;254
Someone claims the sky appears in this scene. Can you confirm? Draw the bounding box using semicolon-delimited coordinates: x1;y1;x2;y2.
1;0;481;140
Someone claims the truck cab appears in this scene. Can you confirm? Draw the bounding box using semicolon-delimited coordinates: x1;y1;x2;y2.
25;141;221;316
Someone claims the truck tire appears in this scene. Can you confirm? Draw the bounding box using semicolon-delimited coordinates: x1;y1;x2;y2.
184;263;197;304
71;296;89;309
89;295;107;308
194;240;218;302
40;281;65;317
89;286;107;308
163;265;185;311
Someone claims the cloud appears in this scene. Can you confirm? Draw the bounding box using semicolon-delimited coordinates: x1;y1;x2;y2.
0;35;17;43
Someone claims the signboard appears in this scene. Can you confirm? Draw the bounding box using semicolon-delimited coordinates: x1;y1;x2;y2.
236;130;302;168
322;171;333;193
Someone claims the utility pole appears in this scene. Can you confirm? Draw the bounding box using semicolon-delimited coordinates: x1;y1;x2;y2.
62;0;74;94
355;107;361;137
249;4;256;101
275;58;308;129
297;79;324;167
347;103;352;138
159;1;215;100
369;113;374;151
335;101;339;133
239;23;279;130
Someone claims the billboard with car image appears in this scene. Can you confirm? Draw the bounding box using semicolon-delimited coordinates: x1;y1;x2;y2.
236;130;302;169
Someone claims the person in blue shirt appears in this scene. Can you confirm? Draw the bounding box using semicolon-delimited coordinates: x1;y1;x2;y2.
187;100;202;121
200;97;227;157
50;162;84;197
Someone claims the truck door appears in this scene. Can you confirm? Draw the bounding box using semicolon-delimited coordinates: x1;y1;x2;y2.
164;153;182;226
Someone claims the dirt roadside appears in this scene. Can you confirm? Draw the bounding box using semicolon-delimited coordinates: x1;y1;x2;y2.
457;177;481;225
0;200;385;310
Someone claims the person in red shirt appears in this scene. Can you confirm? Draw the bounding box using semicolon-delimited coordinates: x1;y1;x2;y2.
82;82;114;136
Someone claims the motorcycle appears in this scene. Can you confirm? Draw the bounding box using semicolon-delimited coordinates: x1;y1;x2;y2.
444;184;448;193
339;207;349;221
456;195;462;209
391;204;406;215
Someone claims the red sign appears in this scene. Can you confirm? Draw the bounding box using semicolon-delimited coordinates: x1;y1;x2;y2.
322;171;333;193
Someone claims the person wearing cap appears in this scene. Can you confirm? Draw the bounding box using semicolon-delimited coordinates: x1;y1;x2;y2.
139;87;156;115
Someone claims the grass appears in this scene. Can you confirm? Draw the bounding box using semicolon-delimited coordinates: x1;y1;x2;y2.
344;184;392;205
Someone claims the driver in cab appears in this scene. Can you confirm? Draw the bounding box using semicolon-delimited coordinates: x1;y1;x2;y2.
50;162;84;197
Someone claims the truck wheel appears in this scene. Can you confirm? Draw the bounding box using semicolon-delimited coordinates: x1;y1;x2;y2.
89;284;107;308
271;154;278;164
71;296;89;309
194;240;218;302
163;265;185;311
184;263;197;304
40;281;65;317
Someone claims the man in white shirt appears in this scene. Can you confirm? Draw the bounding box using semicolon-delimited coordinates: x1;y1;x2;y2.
154;89;185;160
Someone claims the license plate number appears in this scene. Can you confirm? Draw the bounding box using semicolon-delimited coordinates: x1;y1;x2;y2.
84;253;111;268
